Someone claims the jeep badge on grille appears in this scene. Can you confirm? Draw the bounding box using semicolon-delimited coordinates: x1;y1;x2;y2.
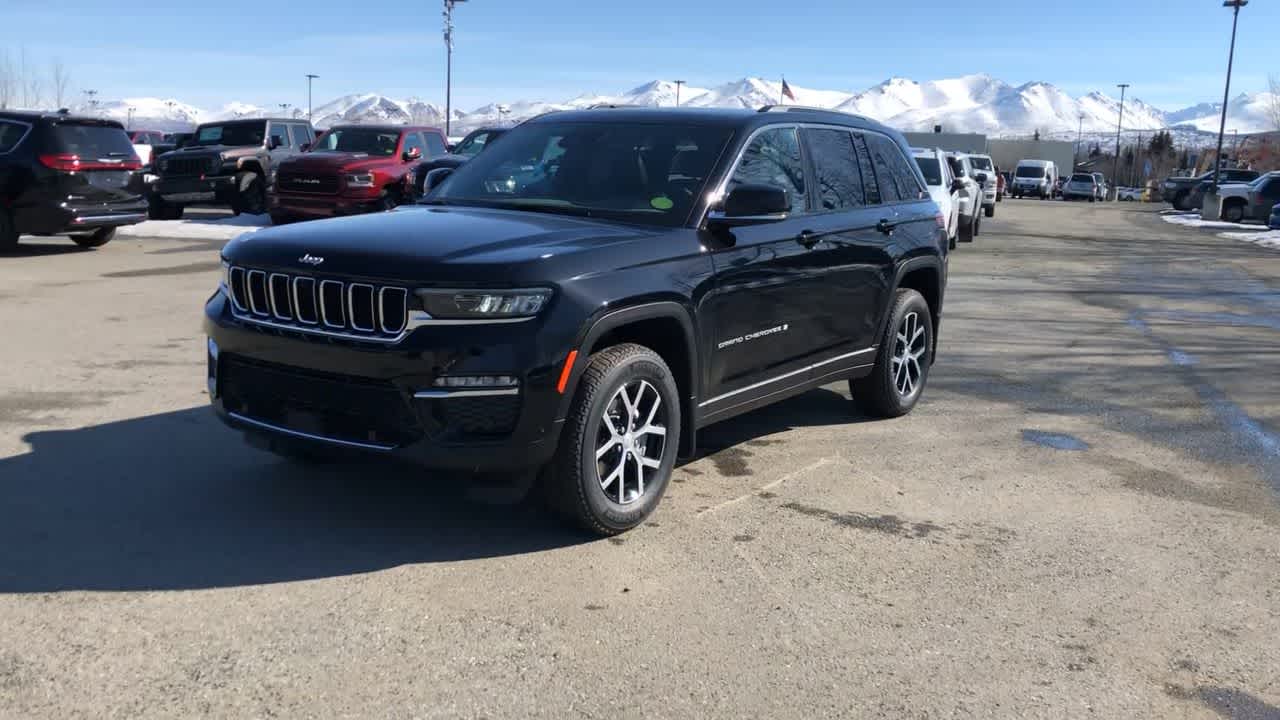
298;254;325;266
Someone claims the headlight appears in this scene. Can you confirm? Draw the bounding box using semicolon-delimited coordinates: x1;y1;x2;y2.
219;260;231;293
346;172;375;187
415;288;552;319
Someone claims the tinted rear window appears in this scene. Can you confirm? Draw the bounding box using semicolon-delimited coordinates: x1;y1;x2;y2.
1071;174;1094;183
50;123;135;158
915;157;942;186
0;120;29;153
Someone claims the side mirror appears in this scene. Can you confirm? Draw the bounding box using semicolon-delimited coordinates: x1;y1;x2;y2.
974;173;989;184
300;142;311;152
707;183;790;227
950;178;965;193
268;135;282;150
424;167;454;193
403;147;422;162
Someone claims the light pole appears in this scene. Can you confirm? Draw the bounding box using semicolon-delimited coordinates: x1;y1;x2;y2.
1112;83;1128;201
127;106;136;129
305;73;319;121
674;80;686;107
1212;0;1247;192
443;0;468;137
1075;112;1085;170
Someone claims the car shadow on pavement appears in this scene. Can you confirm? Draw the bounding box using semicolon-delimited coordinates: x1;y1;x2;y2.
0;406;588;593
1;241;93;257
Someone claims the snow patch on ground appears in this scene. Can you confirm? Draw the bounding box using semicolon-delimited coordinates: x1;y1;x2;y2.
1161;211;1280;251
1217;229;1280;250
1160;211;1246;231
118;214;270;241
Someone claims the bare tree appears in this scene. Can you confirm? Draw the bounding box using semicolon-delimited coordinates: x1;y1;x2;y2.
50;59;70;109
1268;74;1280;132
0;49;11;109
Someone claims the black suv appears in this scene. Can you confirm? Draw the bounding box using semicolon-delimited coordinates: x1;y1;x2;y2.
1;111;146;250
150;117;315;219
205;107;948;534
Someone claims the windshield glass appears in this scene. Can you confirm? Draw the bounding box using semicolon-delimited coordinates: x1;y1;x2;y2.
1016;166;1046;178
190;121;266;147
1071;174;1095;183
969;156;993;171
429;120;733;227
51;123;136;158
313;128;401;156
454;130;502;157
914;157;942;186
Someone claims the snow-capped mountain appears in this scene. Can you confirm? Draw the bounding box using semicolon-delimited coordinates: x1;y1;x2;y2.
68;75;1277;138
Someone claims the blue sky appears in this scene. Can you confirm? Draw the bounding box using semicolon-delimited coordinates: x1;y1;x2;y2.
1;0;1276;111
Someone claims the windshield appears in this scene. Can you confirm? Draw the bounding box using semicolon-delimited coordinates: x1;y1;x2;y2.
428;120;732;228
1016;166;1046;178
1071;174;1095;183
313;128;401;156
454;129;502;157
914;157;942;186
190;121;266;147
51;123;136;158
970;156;993;171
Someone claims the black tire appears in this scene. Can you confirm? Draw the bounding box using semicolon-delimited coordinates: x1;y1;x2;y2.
150;197;184;221
232;171;266;215
1089;196;1096;203
376;189;399;212
851;289;933;418
1173;191;1190;211
983;204;994;218
0;207;17;251
948;232;957;251
958;215;975;243
543;343;681;536
1222;202;1246;223
973;215;981;237
70;227;115;248
269;211;294;226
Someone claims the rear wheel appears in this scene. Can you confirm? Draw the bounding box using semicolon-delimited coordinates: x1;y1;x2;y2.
0;208;17;251
984;204;994;218
1173;191;1190;211
149;196;184;220
1222;202;1246;223
851;288;933;418
232;171;266;215
70;227;116;248
269;211;294;226
543;343;680;536
377;189;400;212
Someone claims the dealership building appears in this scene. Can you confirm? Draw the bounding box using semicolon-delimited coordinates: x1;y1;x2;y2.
903;130;1077;175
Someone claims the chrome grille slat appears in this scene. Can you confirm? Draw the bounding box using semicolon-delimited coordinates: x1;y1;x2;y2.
226;265;410;343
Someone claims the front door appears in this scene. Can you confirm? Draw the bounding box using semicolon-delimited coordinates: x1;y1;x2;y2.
703;125;831;407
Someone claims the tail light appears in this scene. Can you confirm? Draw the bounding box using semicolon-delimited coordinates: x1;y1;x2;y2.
38;153;143;172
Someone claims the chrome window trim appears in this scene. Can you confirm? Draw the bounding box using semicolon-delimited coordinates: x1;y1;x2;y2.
227;412;396;451
246;270;269;316
699;347;876;408
347;283;376;332
319;280;345;328
379;287;408;334
292;277;319;325
0;119;33;156
268;273;293;320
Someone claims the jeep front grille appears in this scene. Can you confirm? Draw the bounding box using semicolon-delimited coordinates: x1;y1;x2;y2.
277;171;340;195
166;156;218;176
227;266;409;341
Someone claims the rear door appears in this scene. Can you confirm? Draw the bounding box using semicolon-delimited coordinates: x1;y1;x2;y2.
44;121;140;203
703;125;833;407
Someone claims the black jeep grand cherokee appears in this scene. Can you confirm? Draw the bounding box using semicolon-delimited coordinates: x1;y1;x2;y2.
206;107;948;535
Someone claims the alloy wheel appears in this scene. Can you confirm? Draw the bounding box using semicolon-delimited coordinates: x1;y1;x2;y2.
595;379;667;505
892;311;927;397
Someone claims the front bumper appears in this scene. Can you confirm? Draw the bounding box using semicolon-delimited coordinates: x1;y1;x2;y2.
203;292;565;472
1013;183;1048;196
270;192;381;218
154;175;236;203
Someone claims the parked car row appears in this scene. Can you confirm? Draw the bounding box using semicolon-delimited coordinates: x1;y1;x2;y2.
1161;168;1258;211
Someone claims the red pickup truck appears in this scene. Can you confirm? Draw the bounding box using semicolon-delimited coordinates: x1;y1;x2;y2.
268;124;447;224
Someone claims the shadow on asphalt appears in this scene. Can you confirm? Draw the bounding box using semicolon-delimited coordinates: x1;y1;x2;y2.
1;241;95;257
0;387;865;593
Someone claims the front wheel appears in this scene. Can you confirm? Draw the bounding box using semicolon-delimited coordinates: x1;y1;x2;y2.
983;204;994;218
232;171;266;215
851;288;933;418
0;208;17;251
958;215;975;243
543;343;681;536
70;227;116;248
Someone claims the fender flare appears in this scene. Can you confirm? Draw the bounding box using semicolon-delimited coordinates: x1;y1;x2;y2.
873;255;946;360
558;301;700;457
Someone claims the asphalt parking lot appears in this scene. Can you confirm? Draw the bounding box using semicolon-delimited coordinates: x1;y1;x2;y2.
2;200;1278;719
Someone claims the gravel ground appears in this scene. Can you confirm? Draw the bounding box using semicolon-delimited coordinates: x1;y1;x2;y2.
1;200;1277;719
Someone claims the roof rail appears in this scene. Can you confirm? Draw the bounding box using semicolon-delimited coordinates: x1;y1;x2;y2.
758;105;874;123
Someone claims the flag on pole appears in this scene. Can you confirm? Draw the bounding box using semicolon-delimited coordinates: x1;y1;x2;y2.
781;77;796;103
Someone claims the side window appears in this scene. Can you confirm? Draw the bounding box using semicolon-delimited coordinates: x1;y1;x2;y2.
290;125;311;147
805;128;864;210
401;132;426;158
423;131;447;158
0;120;27;154
850;133;882;204
873;135;925;200
268;123;290;148
728;126;807;212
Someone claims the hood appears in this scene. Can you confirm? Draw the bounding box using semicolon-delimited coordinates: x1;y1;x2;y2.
280;151;403;173
158;143;259;161
221;205;662;284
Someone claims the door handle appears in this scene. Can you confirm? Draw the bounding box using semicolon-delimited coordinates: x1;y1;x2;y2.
876;218;897;236
796;230;820;249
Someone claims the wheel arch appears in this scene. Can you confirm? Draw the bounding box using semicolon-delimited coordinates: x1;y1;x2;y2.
877;256;945;365
560;301;699;458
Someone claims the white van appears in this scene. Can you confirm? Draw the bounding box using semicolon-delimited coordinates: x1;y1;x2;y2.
1011;159;1058;200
